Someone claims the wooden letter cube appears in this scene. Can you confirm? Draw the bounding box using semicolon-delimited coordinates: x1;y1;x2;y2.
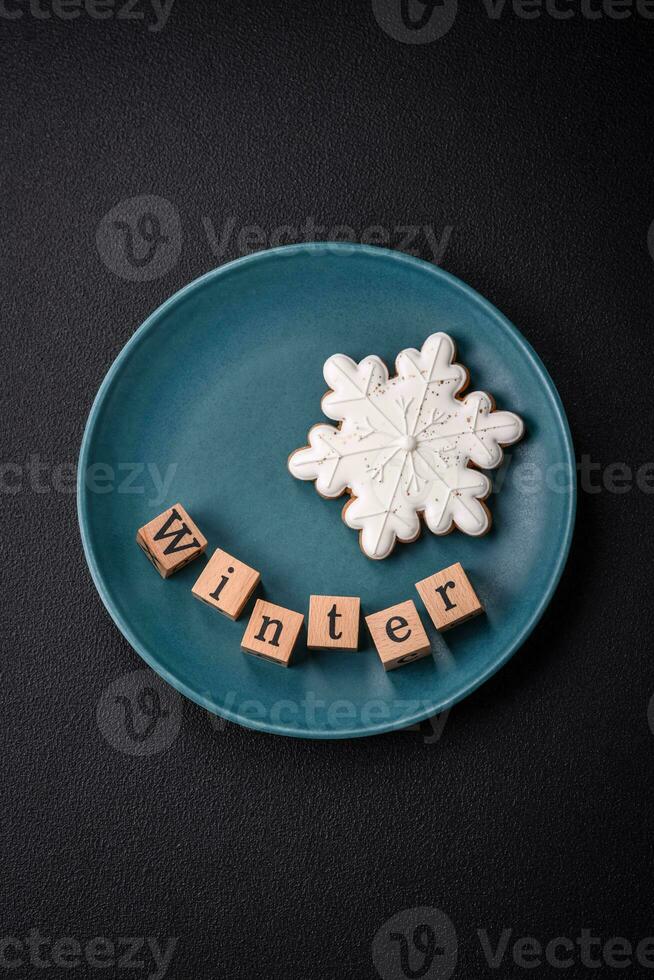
307;595;360;650
365;600;431;671
415;562;484;631
192;548;260;620
241;599;304;667
136;503;207;578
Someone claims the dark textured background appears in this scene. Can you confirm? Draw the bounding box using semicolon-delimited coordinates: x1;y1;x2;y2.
3;1;654;977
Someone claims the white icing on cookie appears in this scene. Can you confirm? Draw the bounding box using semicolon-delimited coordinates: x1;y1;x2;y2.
288;333;524;560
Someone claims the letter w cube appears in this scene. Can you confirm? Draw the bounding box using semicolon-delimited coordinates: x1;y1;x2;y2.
136;503;207;578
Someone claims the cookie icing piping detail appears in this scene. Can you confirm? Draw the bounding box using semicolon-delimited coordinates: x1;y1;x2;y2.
288;332;524;560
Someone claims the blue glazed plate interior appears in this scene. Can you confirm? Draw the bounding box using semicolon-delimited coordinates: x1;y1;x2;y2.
78;244;575;738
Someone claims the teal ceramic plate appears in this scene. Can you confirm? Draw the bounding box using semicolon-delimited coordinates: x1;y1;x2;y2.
78;244;575;739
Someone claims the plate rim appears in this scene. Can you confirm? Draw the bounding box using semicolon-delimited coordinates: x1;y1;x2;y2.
78;242;576;739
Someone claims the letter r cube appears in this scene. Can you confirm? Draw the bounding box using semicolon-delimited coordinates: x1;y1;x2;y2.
415;562;484;631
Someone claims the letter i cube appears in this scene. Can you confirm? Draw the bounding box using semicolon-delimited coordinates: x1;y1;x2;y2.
192;549;260;620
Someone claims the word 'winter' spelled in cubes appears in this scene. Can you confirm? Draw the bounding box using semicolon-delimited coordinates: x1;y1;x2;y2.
415;562;484;631
307;595;360;650
136;503;207;578
192;549;260;620
365;600;431;671
241;599;304;667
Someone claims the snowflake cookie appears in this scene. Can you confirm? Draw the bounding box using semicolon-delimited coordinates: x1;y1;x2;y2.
288;333;524;560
